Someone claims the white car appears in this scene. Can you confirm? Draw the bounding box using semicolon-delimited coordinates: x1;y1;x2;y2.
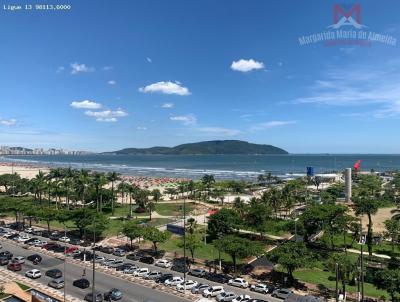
228;278;248;288
94;256;106;263
232;294;251;302
177;280;198;290
35;240;47;247
17;235;31;243
203;286;225;298
132;267;149;277
12;256;25;264
250;283;271;294
26;269;41;279
154;259;172;268
25;227;34;233
216;292;237;302
165;276;184;286
101;259;116;266
59;236;70;243
109;259;124;268
195;299;214;302
27;239;41;246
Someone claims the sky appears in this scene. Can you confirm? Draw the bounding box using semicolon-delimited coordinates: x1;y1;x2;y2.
1;0;399;153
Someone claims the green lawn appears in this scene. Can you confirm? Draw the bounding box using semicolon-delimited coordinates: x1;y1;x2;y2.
159;235;234;262
103;218;174;237
16;282;30;290
320;233;400;257
242;218;294;237
155;202;194;217
292;268;388;299
108;206;148;218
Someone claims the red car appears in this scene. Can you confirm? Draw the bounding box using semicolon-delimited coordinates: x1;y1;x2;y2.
43;242;58;250
66;246;79;254
7;262;22;271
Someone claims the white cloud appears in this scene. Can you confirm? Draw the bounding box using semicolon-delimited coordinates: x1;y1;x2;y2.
0;118;17;126
195;127;241;136
252;120;296;130
161;103;174;109
136;126;147;130
231;59;265;72
139;81;190;96
70;100;102;109
85;109;128;122
70;62;94;74
107;80;116;85
146;57;152;63
292;63;400;117
56;66;65;73
103;66;113;71
170;114;197;125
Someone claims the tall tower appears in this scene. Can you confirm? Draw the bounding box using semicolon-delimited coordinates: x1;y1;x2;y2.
345;168;352;202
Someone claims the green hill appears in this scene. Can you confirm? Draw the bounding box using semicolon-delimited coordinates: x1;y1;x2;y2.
105;140;288;155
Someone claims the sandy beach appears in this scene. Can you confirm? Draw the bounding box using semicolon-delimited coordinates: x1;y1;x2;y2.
0;162;49;179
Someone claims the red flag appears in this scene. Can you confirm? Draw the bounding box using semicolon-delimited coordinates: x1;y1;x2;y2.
354;160;361;171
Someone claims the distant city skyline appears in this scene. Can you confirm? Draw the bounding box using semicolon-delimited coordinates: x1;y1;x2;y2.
1;0;400;153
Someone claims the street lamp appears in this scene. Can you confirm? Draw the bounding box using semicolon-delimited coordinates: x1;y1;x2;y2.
92;217;96;301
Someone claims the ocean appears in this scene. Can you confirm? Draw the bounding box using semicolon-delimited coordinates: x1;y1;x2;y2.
2;154;400;180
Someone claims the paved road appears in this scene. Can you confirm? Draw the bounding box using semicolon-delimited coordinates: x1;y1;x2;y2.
1;230;282;302
0;240;189;302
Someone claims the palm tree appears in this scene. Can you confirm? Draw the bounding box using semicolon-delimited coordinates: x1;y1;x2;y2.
127;184;140;217
147;201;156;220
107;172;121;215
93;172;108;212
151;189;162;203
201;174;215;200
34;170;46;204
76;169;90;207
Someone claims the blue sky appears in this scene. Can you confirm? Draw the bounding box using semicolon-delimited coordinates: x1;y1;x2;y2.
1;0;399;153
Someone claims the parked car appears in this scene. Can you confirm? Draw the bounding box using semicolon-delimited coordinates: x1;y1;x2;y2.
54;245;67;253
100;246;114;254
25;269;42;279
144;271;163;280
25;227;34;233
69;238;85;245
176;280;198;291
59;236;70;243
94;256;106;263
49;232;61;240
113;249;126;257
84;292;103;302
17;235;31;243
109;259;124;268
154;259;172;268
66;246;79;254
27;254;42;263
232;295;251;302
216;292;237;302
73;278;90;289
123;266;139;274
48;278;65;289
43;242;58;250
25;237;38;244
46;268;63;279
116;263;136;272
228;278;248;288
35;240;47;247
164;276;184;286
7;262;22;271
250;283;274;294
104;289;123;301
12;256;25;264
271;289;293;300
133;267;149;277
189;268;207;277
206;273;230;284
0;257;9;265
203;286;225;298
139;256;154;264
102;259;117;267
0;251;13;260
191;283;211;294
155;273;173;283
